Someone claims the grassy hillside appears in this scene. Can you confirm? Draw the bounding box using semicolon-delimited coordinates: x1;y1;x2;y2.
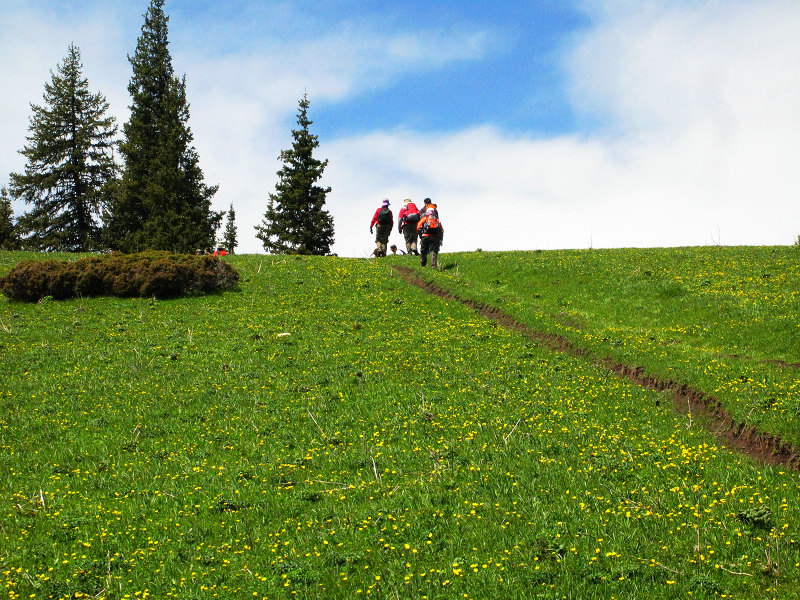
422;246;800;446
1;249;798;599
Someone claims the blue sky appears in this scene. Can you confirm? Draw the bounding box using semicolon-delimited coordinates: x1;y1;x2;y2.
306;1;589;137
1;0;799;256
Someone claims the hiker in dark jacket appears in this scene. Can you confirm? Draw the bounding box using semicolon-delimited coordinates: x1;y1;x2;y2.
421;197;439;218
417;208;444;268
369;198;393;257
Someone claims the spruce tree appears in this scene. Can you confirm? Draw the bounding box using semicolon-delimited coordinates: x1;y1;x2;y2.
222;203;237;253
9;43;117;252
0;187;20;250
107;0;220;253
255;94;334;255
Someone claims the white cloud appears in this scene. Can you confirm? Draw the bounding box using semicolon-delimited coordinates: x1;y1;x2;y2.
325;0;800;257
569;0;800;134
567;0;800;239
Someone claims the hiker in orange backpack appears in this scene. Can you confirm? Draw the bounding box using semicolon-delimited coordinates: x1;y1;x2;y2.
397;198;420;255
417;207;444;268
421;197;438;218
369;198;393;257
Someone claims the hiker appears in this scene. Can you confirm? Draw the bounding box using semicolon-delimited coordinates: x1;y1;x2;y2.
369;198;393;257
390;244;406;255
421;197;439;218
417;207;444;268
397;198;420;255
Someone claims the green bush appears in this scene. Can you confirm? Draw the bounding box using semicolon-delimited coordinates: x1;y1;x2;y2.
0;251;239;302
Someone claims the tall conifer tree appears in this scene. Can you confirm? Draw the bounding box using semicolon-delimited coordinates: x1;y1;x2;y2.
0;187;20;250
222;203;237;253
255;94;334;255
9;44;117;251
107;0;220;253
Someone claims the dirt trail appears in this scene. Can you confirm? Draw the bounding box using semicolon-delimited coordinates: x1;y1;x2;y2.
394;266;800;472
729;355;800;370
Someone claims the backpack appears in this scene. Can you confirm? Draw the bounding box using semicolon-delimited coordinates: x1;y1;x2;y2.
405;203;420;224
422;216;441;236
377;207;392;225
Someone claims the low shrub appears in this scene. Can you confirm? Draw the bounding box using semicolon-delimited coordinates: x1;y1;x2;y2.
0;251;240;302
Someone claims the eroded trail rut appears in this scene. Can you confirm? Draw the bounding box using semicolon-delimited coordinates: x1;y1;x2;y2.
394;266;800;472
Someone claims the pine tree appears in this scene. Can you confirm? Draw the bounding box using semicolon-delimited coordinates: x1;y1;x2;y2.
0;187;20;250
107;0;220;253
222;203;237;254
255;94;334;255
9;43;117;252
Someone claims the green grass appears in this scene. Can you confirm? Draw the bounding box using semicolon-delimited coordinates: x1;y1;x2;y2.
1;249;799;599
422;246;800;445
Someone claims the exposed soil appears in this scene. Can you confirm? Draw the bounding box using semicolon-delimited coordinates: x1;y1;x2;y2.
729;354;800;370
767;359;800;370
394;266;800;472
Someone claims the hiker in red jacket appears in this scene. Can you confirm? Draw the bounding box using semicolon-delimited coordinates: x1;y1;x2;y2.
369;198;393;257
397;198;420;255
